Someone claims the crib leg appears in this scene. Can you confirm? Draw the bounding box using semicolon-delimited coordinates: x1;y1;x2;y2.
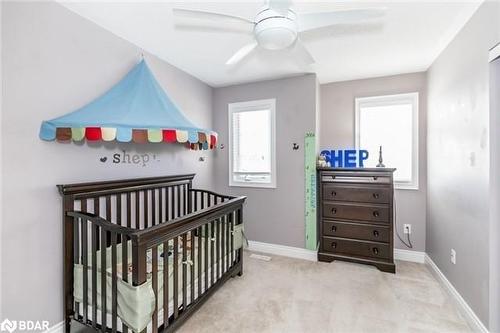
233;249;243;277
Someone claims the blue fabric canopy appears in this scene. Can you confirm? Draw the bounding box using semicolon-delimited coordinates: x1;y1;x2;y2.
39;60;216;149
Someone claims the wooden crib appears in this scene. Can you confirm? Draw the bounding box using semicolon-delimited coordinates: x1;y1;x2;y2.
58;174;246;333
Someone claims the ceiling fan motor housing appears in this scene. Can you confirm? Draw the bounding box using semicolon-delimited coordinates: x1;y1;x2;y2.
254;8;298;50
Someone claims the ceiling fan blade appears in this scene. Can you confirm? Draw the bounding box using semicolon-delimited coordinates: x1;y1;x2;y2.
173;8;255;26
293;40;315;65
268;0;292;15
298;8;386;32
226;42;259;66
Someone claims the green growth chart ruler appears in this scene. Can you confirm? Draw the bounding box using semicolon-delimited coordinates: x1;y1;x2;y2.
305;132;317;250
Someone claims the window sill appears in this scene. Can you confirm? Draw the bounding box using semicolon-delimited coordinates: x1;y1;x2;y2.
229;182;276;189
395;184;419;191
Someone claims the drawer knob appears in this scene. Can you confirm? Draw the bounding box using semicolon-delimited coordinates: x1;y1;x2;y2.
373;176;378;180
331;242;337;249
372;247;379;255
331;225;337;232
373;211;380;217
373;230;379;237
331;191;337;197
373;193;380;199
331;208;337;214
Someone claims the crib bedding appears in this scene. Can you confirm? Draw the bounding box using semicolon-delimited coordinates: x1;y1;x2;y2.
74;232;241;332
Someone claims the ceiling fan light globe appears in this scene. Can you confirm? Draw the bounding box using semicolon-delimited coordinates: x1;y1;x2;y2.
255;17;298;50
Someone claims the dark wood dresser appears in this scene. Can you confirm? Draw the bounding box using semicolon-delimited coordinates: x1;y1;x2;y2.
317;167;396;273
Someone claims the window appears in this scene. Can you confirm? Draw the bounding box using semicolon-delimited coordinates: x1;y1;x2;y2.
228;99;276;188
355;93;419;190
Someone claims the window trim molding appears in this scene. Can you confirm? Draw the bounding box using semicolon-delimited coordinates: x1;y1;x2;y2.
228;98;277;189
354;92;419;190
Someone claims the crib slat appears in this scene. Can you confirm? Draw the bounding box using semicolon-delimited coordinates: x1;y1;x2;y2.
177;186;181;218
210;220;215;286
101;228;107;332
190;230;195;303
216;219;220;280
73;215;80;318
163;240;169;328
111;232;118;333
106;195;111;222
173;237;179;318
204;223;208;292
222;215;226;274
170;186;175;220
182;233;187;309
237;208;243;266
145;190;149;229
230;212;234;265
94;198;100;250
91;224;97;329
193;190;198;213
82;199;87;213
94;197;100;216
201;191;205;210
152;246;158;333
159;188;163;222
197;226;202;298
121;234;129;333
165;187;169;221
135;191;140;229
127;192;132;228
82;218;88;323
184;184;188;216
117;194;122;226
106;195;111;247
152;189;156;226
225;214;229;272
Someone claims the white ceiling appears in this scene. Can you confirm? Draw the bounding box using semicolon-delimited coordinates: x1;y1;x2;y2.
61;1;482;87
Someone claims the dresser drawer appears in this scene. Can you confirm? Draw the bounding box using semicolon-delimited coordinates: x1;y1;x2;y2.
323;202;390;223
321;173;391;185
323;221;390;242
322;237;390;259
322;185;390;204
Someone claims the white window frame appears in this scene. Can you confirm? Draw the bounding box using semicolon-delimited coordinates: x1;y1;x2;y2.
228;98;277;188
355;92;419;190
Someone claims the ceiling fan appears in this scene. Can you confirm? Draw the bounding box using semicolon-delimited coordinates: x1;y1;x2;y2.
173;0;385;67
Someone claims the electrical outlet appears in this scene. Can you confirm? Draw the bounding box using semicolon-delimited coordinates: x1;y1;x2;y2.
451;249;457;264
404;224;412;234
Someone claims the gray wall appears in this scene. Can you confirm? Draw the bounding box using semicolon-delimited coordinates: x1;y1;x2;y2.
490;55;500;333
212;75;318;248
1;2;214;326
427;1;500;328
320;73;427;251
0;0;3;322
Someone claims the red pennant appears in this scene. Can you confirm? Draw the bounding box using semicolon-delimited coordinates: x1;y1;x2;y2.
85;127;101;141
163;130;176;142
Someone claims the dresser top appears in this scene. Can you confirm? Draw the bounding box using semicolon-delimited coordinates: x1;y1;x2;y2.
317;167;396;173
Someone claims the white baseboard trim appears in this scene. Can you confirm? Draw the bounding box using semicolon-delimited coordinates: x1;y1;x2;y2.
425;254;489;333
247;241;426;264
247;240;317;261
45;321;64;333
394;248;426;263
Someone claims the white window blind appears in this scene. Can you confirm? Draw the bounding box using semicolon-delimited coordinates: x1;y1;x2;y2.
229;99;276;188
355;93;419;189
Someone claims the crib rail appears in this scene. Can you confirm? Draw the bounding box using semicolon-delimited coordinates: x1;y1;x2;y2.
60;175;245;333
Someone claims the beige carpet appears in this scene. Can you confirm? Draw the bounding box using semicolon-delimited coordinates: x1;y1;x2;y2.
178;251;473;333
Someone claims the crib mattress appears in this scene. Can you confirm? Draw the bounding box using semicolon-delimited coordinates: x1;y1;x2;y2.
74;231;242;333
